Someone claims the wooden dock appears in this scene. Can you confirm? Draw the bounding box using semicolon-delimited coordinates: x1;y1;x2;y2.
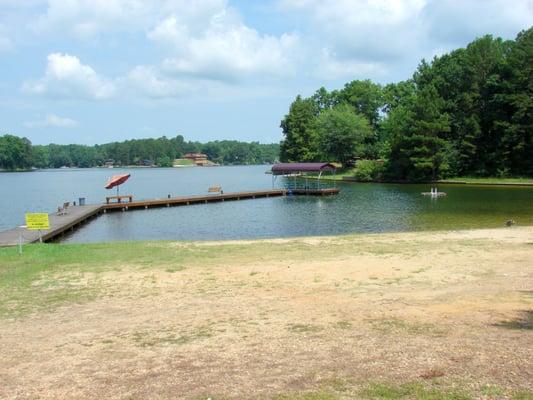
0;188;339;246
103;189;286;211
0;204;104;246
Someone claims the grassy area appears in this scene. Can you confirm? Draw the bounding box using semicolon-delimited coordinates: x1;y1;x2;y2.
0;234;521;318
0;239;353;318
306;170;533;184
302;168;357;181
439;176;533;185
173;158;195;166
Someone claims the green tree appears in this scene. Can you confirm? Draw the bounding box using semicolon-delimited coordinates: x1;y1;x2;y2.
316;104;374;166
498;27;533;175
155;155;173;167
338;80;384;128
280;95;319;162
386;85;451;181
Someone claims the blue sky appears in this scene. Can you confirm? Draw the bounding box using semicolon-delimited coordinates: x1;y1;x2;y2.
0;0;531;145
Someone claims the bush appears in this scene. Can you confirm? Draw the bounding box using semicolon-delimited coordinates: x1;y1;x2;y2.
155;156;173;167
353;159;384;181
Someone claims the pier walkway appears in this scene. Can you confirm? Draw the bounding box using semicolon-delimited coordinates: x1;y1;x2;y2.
0;188;339;246
0;204;104;246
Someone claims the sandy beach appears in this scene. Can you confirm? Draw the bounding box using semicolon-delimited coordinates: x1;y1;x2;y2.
0;227;532;399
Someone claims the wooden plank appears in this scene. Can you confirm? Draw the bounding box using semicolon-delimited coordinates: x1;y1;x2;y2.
0;205;103;247
103;190;287;210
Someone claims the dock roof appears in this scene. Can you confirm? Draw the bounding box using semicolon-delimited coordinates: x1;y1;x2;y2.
271;163;336;175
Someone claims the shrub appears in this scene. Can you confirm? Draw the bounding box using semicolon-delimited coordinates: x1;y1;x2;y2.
353;159;384;182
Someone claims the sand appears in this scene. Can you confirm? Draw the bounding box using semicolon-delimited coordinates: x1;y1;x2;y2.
0;227;532;399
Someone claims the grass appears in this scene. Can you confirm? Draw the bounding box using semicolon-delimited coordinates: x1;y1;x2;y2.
275;393;338;400
271;380;529;400
129;324;215;347
287;323;323;333
439;176;533;185
360;382;472;400
0;235;499;318
173;158;195;166
368;317;447;336
307;172;533;185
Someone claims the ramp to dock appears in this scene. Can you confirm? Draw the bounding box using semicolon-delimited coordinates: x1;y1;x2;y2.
0;205;103;246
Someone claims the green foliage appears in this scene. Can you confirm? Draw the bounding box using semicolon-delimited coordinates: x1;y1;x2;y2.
339;79;384;128
386;85;451;181
155;155;173;167
280;28;533;181
316;104;375;166
0;134;279;169
280;95;320;162
353;160;384;182
0;134;33;170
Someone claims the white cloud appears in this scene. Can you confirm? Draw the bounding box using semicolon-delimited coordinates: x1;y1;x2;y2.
278;0;532;80
124;65;191;98
422;0;533;45
22;53;116;99
33;0;152;38
31;1;300;83
24;113;79;128
279;0;426;62
316;48;388;79
150;9;300;82
160;29;299;82
33;0;228;38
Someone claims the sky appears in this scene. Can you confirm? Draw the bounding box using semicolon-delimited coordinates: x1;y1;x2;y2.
0;0;531;145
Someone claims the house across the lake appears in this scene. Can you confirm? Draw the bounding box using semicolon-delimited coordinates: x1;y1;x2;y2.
183;153;210;166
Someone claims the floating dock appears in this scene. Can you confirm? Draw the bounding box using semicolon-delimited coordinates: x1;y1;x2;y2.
0;188;339;246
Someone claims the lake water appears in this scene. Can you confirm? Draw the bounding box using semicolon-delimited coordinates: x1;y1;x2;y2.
1;165;532;243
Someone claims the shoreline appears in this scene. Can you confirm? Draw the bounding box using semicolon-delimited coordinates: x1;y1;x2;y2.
306;175;533;186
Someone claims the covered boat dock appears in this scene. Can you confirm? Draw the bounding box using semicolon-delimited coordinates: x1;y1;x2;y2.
271;163;340;195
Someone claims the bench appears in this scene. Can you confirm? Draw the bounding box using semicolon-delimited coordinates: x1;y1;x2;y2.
208;185;223;194
106;195;133;204
57;202;70;215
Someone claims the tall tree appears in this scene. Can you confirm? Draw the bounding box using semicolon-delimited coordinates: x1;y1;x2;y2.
498;27;533;175
386;85;451;181
338;80;384;128
280;95;319;162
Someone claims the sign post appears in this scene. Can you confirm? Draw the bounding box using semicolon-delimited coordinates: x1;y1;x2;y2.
18;225;26;254
25;213;50;244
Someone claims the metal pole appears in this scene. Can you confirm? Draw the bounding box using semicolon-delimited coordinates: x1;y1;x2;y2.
38;229;42;243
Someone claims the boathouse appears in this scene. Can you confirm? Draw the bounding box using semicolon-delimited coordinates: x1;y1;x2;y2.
271;163;339;195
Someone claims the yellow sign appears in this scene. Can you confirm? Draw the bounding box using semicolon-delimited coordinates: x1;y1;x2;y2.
25;213;50;230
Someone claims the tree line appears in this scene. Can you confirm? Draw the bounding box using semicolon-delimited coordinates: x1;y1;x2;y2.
280;27;532;181
0;134;280;170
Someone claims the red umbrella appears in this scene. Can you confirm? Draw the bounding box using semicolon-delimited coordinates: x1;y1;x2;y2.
105;173;130;196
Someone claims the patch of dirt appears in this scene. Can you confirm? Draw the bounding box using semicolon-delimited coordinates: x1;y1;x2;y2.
0;227;532;399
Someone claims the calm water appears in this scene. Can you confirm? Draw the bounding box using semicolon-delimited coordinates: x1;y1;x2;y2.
1;165;532;243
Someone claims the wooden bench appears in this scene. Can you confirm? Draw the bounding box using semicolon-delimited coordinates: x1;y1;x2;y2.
57;201;70;215
208;185;223;194
106;195;133;204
